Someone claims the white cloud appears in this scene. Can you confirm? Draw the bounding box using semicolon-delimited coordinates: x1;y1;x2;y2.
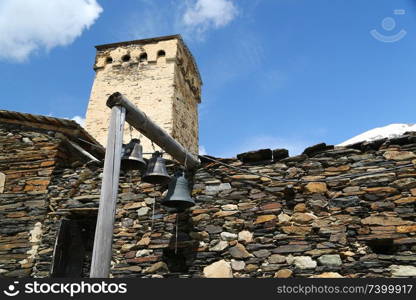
199;145;207;155
71;115;86;127
183;0;238;33
0;0;103;62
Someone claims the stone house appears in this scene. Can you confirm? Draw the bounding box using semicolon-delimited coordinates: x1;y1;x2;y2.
0;35;416;278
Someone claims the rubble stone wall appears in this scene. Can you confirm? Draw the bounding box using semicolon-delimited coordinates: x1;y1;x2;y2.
0;123;62;277
32;133;416;278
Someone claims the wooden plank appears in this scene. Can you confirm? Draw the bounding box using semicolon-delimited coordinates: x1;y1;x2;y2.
90;105;125;278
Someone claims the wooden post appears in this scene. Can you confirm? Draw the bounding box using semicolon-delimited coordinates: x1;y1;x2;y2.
90;105;126;278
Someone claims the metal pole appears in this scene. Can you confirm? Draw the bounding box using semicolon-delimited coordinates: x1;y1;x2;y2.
107;92;200;169
90;105;125;278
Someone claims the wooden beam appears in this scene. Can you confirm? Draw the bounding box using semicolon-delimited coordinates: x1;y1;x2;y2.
90;105;126;278
107;92;200;169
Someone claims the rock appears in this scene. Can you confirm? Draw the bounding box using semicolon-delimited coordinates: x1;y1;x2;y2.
190;231;209;240
311;272;343;278
302;143;333;157
397;225;416;233
260;202;282;211
245;264;258;272
362;216;411;226
272;149;289;161
294;203;307;212
330;232;347;244
274;269;293;278
383;151;416;161
203;260;233;278
206;183;232;192
144;197;155;205
278;213;291;224
238;230;253;243
237;149;272;163
394;197;416;205
136;249;153;257
268;254;287;264
293;256;317;269
230;174;260;180
330;196;360;208
22;137;32;144
221;232;237;241
136;207;150;216
304;182;327;194
282;225;312;235
273;244;311;254
254;215;276;224
115;266;142;272
144;262;169;274
318;254;342;266
365;187;397;194
192;213;210;222
121;218;134;227
351;173;396;185
291;213;317;224
326;165;351;172
213;211;238;218
253;249;271;258
221;204;238;211
209;241;229;251
393;178;416;189
389;265;416;277
231;260;245;271
371;201;395;210
206;225;223;234
124;202;146;209
137;236;151;246
229;243;251;258
121;244;136;252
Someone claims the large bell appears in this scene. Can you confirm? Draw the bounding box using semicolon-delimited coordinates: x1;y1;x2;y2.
161;170;195;210
120;139;147;172
142;151;171;185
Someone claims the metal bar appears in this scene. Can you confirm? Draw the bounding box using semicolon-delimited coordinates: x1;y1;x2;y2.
66;139;100;162
107;92;200;169
90;105;126;278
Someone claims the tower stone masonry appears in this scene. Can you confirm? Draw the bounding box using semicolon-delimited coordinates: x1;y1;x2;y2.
85;35;202;156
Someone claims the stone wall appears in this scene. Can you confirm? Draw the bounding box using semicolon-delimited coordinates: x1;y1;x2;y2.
85;35;201;155
29;132;416;278
0;123;64;277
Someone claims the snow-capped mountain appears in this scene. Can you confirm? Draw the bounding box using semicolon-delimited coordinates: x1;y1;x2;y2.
337;123;416;146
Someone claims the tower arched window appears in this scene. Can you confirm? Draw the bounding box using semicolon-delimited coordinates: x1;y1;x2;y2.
139;53;148;62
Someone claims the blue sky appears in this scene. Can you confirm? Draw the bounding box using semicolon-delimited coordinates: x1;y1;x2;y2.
0;0;415;157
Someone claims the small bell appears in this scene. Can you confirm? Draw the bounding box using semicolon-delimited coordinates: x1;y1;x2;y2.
120;139;147;172
142;151;171;185
161;170;195;210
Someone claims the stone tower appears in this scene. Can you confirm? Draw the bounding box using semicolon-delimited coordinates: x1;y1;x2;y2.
85;35;202;155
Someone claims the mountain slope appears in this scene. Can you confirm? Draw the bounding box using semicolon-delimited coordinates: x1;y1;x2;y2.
338;123;416;146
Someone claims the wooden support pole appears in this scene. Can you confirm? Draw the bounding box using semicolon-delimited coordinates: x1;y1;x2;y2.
90;105;126;278
107;92;200;169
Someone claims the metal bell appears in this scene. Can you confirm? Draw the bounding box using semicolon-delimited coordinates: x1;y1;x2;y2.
120;139;147;171
161;170;195;210
142;151;171;185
